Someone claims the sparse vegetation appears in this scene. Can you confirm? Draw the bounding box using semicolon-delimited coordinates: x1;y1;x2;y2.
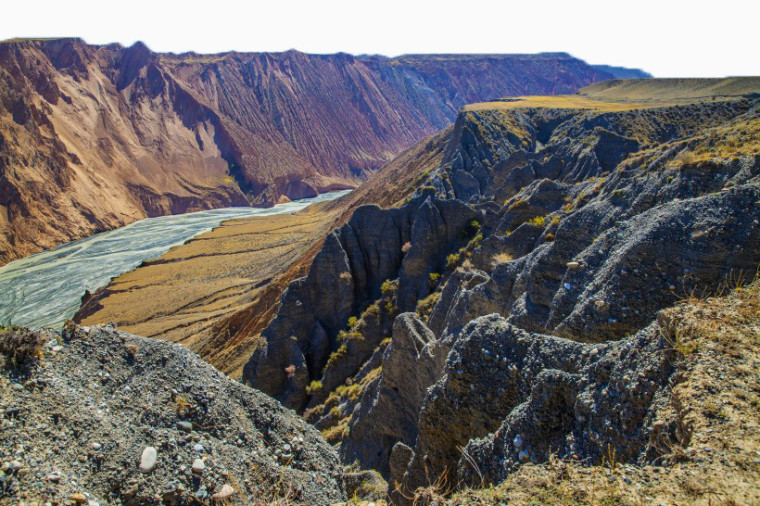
416;292;442;321
525;215;547;228
491;252;514;266
306;380;323;395
446;253;460;270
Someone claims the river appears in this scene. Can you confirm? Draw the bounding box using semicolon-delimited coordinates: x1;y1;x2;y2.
0;190;350;328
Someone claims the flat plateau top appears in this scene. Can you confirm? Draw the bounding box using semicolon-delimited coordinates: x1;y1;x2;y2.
466;77;760;113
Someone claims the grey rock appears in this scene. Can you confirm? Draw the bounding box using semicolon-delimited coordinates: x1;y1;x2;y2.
191;458;205;474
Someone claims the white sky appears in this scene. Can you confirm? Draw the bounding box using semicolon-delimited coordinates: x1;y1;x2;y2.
2;0;758;78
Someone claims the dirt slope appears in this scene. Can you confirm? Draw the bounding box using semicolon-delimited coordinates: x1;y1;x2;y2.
75;128;451;377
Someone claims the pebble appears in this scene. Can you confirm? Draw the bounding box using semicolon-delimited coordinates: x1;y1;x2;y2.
192;458;206;474
47;472;61;482
70;493;88;503
194;443;204;453
513;434;524;449
177;421;193;433
211;484;236;501
91;442;102;451
566;261;580;270
139;446;158;474
518;449;530;463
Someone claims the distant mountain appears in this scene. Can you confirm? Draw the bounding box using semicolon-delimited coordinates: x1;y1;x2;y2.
0;38;616;265
591;64;653;78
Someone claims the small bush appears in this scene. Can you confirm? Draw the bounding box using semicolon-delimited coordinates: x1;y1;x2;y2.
526;215;547;228
0;327;44;367
339;271;352;281
446;253;460;270
381;279;398;297
429;272;442;288
492;252;514;266
462;219;482;239
507;198;528;211
326;344;348;369
347;316;358;329
306;380;323;395
416;292;441;320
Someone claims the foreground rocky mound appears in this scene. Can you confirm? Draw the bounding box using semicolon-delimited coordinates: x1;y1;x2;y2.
0;325;344;504
241;79;760;502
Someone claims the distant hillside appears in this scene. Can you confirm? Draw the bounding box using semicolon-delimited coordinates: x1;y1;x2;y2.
591;64;652;79
579;76;760;102
0;38;617;265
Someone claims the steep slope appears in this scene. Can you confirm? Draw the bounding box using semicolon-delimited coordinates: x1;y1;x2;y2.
0;38;619;265
239;78;760;501
75;128;451;378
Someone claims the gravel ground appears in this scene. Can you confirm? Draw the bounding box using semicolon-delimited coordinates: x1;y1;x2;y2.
0;324;345;505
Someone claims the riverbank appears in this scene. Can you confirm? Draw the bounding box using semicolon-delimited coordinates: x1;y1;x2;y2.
75;202;346;377
0;191;349;331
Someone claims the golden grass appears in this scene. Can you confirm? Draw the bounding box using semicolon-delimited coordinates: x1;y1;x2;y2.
80;206;341;378
463;95;661;113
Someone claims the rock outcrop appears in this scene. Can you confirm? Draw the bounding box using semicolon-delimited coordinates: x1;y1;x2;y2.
0;38;617;265
240;79;760;502
242;197;478;410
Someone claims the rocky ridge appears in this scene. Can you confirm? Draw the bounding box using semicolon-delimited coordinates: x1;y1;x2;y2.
240;79;760;502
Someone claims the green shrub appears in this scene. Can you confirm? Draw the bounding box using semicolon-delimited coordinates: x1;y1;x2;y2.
306;380;323;395
429;272;442;288
526;215;547;228
462;219;482;239
416;292;442;320
381;279;399;297
446;253;460;270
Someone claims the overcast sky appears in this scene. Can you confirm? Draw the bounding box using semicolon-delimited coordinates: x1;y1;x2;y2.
3;0;757;78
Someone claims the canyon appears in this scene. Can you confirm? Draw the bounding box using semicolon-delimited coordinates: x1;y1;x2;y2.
1;45;758;504
0;38;634;266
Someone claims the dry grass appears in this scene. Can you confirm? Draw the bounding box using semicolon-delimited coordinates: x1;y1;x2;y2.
464;95;660;113
491;252;514;267
0;327;44;367
79;207;342;378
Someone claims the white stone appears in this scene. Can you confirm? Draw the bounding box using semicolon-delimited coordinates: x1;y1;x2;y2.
139;447;157;473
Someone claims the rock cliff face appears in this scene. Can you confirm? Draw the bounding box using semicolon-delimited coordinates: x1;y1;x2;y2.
0;39;615;265
241;79;760;501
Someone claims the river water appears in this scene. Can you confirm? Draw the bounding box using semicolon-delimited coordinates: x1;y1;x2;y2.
0;190;350;329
